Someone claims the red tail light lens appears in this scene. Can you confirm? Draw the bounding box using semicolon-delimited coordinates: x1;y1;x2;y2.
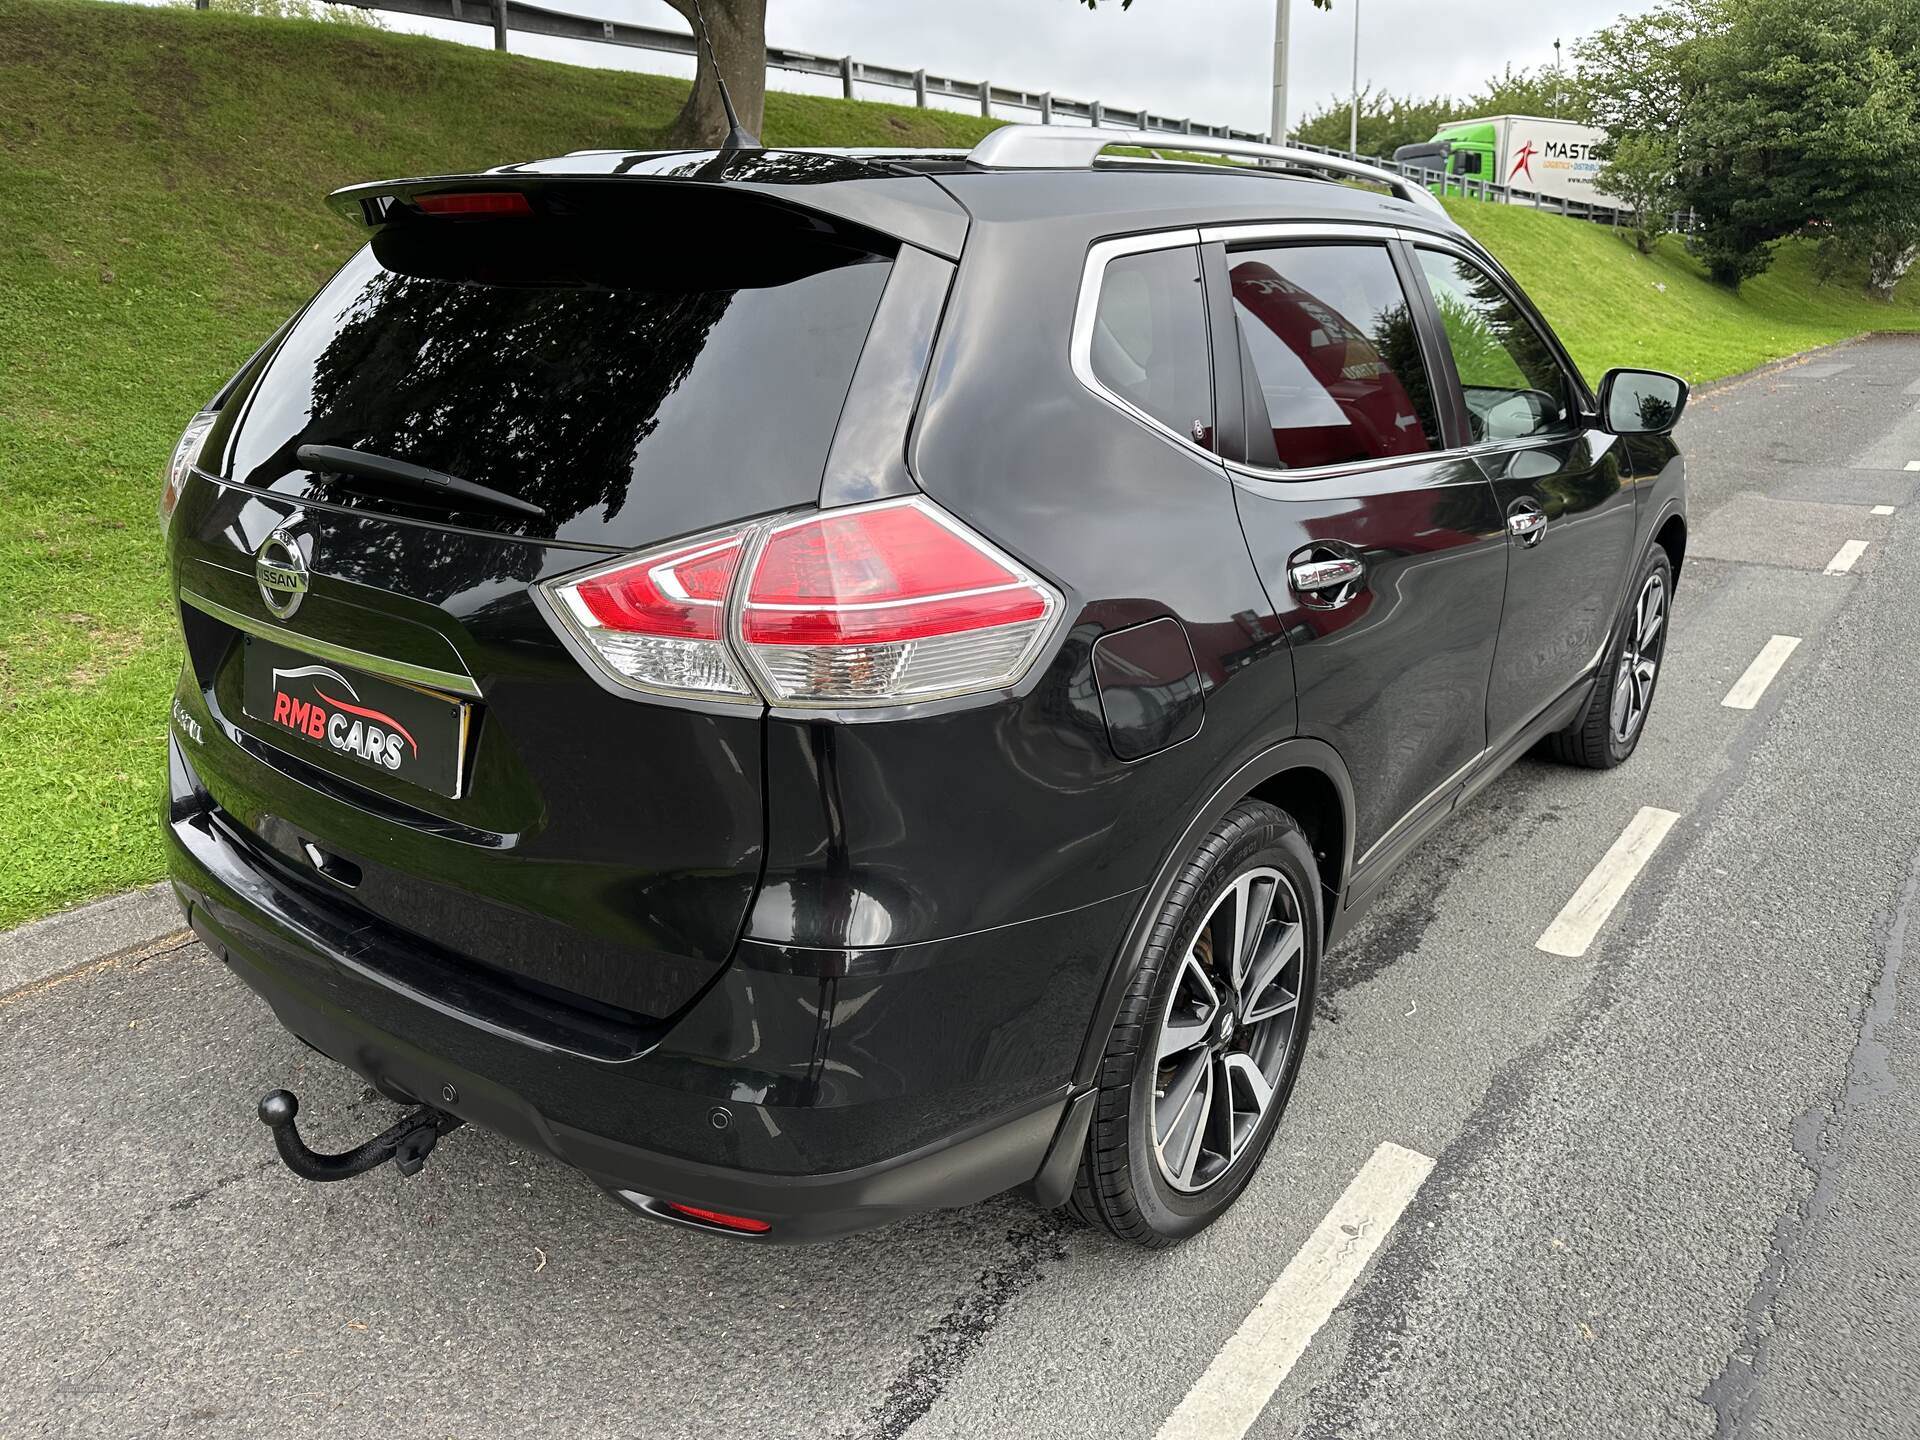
414;191;533;217
542;498;1061;707
661;1202;773;1234
546;531;754;700
739;498;1060;704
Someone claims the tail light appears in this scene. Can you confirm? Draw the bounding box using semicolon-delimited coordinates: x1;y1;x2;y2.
542;497;1061;708
546;529;756;701
159;411;217;535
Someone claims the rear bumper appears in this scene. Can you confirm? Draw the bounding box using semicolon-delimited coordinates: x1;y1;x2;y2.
166;735;1120;1240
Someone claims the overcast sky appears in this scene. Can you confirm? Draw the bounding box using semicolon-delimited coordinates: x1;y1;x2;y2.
379;0;1666;138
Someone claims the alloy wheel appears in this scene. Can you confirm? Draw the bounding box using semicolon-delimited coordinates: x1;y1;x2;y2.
1150;867;1306;1194
1610;571;1666;744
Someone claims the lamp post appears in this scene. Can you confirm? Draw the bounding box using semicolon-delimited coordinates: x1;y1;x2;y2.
1348;0;1361;157
1270;0;1291;145
1553;38;1563;117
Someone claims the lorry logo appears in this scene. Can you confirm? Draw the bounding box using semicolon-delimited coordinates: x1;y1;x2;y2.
1509;142;1538;183
254;528;310;619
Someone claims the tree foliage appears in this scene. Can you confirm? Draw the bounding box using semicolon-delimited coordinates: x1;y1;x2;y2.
1579;0;1920;294
1592;133;1679;254
1291;63;1579;158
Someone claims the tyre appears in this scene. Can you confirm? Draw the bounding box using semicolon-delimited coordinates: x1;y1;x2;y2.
1546;547;1673;770
1068;800;1320;1247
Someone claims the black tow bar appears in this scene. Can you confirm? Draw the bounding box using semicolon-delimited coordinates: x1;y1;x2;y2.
257;1089;465;1183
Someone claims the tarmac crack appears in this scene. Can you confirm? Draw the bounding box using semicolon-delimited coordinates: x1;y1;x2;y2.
836;1213;1070;1440
1696;836;1918;1436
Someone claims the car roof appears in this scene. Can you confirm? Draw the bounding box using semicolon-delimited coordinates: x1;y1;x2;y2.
499;145;1467;242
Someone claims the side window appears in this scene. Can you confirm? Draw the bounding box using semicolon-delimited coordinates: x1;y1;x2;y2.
1228;243;1440;471
1415;249;1576;444
1089;246;1214;451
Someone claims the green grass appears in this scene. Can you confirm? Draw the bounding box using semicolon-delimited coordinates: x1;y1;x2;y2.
1;0;1915;927
1444;200;1920;384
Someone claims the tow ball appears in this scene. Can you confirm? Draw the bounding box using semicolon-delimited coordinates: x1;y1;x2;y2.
257;1089;465;1183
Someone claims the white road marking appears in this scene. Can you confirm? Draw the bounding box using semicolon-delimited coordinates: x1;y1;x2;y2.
1872;505;1897;516
1722;635;1802;710
1906;460;1920;472
1154;1143;1435;1440
1537;807;1681;958
1825;540;1870;575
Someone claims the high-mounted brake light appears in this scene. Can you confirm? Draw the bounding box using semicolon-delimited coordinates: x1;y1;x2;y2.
413;191;533;217
159;411;217;535
542;497;1062;708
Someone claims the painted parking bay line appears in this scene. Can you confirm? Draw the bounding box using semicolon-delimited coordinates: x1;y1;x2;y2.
1825;540;1870;575
1722;635;1802;710
1154;1143;1435;1440
1537;807;1681;959
1872;505;1897;517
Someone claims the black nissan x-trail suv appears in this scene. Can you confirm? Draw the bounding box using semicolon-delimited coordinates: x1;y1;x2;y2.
161;127;1687;1245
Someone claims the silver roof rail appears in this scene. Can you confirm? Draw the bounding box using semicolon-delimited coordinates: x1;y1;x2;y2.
967;125;1448;219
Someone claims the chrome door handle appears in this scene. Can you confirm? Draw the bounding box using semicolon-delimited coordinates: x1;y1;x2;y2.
1508;508;1547;546
1288;554;1365;605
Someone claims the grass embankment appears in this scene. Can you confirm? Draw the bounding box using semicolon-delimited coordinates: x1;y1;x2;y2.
1449;200;1920;383
1;0;1915;926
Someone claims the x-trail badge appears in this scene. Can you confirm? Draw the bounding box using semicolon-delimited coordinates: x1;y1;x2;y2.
255;528;310;619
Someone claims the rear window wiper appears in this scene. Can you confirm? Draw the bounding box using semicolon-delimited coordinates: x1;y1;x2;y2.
295;444;548;521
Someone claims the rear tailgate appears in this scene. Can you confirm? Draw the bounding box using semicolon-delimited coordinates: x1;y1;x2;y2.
170;173;913;1023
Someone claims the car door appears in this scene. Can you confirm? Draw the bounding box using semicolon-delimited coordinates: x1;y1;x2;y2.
1409;243;1640;751
1205;228;1508;876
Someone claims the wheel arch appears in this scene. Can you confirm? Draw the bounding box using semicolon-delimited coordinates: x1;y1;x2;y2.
1067;737;1355;1092
1653;508;1687;579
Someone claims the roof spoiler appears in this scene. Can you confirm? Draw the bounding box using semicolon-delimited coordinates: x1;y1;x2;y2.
967;125;1449;219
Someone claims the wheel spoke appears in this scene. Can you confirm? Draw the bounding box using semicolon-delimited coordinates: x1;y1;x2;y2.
1157;1053;1212;1187
1639;607;1664;653
1611;669;1634;734
1221;1052;1274;1160
1231;873;1277;995
1157;954;1221;1061
1241;920;1303;1023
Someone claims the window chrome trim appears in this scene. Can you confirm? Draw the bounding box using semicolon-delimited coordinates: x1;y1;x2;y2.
1069;228;1219;466
179;589;483;698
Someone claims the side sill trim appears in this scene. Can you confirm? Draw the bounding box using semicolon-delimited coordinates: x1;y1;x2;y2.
179;588;483;698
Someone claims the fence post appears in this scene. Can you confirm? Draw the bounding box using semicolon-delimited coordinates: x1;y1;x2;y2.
1182;117;1193;135
1039;92;1053;124
912;68;926;108
979;79;992;119
194;0;208;8
840;55;855;99
1090;99;1103;129
490;0;506;50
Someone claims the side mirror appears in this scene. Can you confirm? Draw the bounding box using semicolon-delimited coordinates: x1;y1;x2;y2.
1454;151;1484;176
1598;367;1688;435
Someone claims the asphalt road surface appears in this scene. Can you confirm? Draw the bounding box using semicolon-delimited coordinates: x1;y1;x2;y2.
7;335;1920;1440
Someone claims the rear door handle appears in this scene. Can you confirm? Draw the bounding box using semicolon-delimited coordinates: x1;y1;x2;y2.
1508;504;1547;546
1288;554;1365;607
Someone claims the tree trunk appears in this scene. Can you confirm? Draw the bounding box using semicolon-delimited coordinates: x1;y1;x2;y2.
660;0;766;148
1866;243;1919;302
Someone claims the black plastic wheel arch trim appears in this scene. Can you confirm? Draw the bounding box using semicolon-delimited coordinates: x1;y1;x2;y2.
1068;735;1355;1093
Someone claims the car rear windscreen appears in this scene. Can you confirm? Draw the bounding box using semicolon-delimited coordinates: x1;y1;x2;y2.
219;209;895;548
